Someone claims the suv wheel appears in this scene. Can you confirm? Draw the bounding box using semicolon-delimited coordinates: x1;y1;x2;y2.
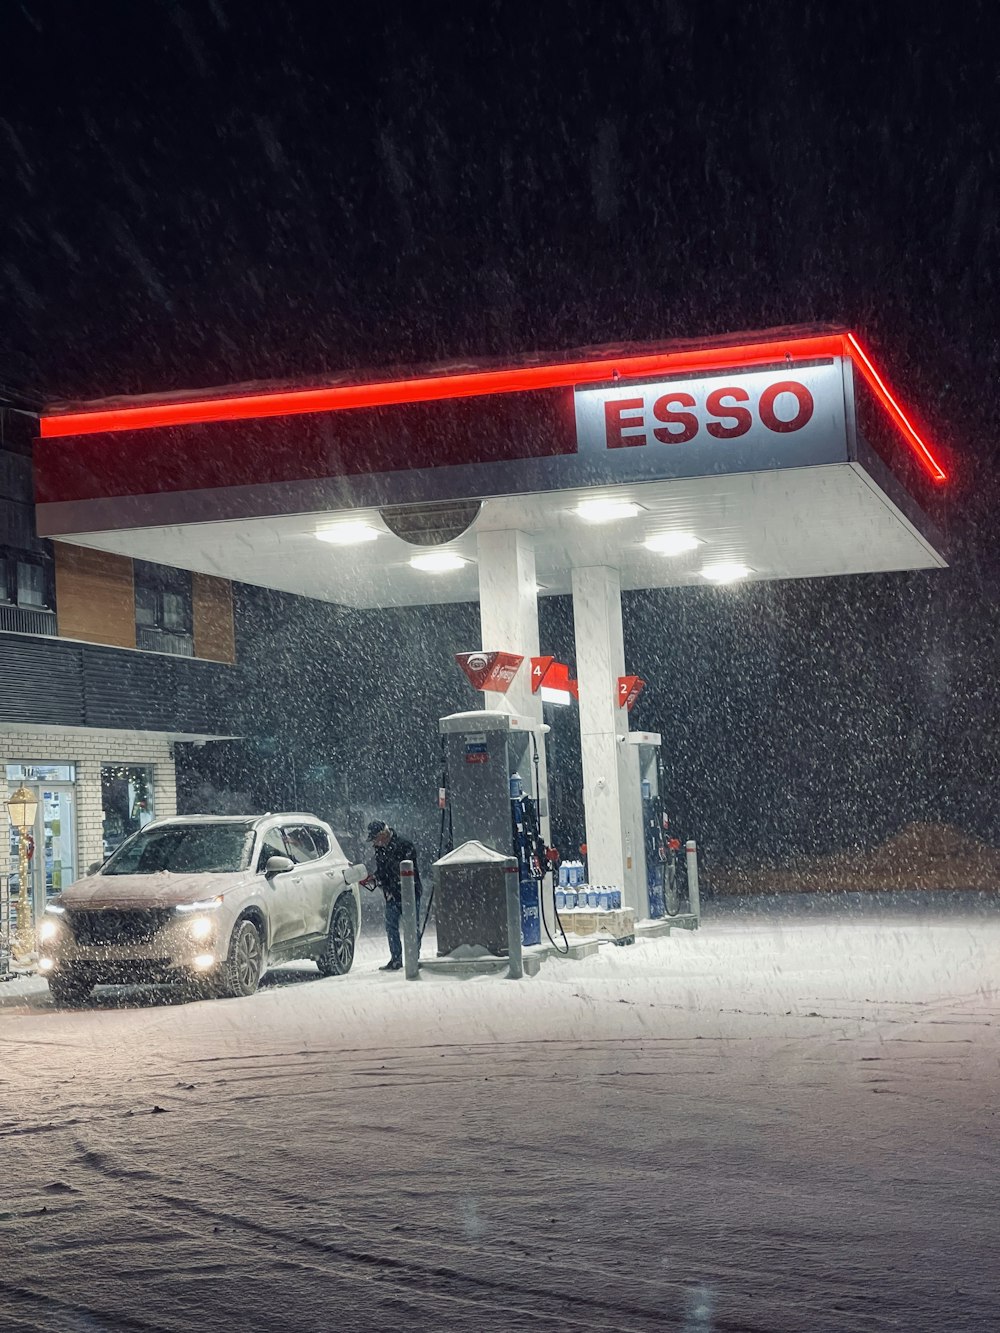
220;918;264;998
317;898;355;977
48;968;94;1007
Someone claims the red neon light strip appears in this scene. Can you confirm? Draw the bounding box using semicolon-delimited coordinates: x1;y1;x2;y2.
38;330;946;483
40;333;842;438
845;333;946;482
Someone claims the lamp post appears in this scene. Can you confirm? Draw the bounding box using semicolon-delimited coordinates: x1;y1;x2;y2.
5;786;39;959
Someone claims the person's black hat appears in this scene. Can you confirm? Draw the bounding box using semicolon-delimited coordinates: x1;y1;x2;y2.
366;820;388;841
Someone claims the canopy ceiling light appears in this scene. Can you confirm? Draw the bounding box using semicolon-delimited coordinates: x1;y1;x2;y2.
574;498;643;523
315;522;380;545
644;532;701;557
409;552;469;573
700;561;752;584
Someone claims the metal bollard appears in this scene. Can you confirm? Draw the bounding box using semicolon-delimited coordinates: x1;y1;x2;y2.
504;862;523;980
685;839;701;922
401;860;420;980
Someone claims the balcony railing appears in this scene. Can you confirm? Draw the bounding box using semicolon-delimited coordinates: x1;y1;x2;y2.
0;603;57;636
136;627;194;657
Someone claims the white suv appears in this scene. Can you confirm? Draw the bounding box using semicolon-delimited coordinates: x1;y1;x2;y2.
39;813;367;1005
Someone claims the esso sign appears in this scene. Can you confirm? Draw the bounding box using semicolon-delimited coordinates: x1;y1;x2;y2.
574;364;842;456
602;379;813;447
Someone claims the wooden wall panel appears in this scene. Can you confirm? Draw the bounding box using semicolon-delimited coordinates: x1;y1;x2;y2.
192;573;235;664
54;543;136;649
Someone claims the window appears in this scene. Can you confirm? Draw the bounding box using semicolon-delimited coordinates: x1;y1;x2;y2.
134;560;193;656
6;763;76;783
5;768;78;909
162;591;189;631
17;561;47;608
101;765;154;859
304;825;330;856
0;549;54;612
283;826;321;863
256;830;289;872
135;584;159;628
103;822;256;875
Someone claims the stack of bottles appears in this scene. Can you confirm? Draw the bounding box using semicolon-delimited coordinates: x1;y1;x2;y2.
554;883;622;912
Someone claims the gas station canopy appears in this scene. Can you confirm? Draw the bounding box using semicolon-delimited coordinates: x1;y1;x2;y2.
34;323;948;605
30;323;951;922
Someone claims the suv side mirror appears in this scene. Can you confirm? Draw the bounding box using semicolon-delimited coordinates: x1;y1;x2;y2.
344;863;368;885
87;861;103;876
264;855;294;877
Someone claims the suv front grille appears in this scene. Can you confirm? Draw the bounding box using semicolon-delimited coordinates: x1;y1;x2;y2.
67;908;175;947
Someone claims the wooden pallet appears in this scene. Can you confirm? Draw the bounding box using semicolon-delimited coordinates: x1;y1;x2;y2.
562;907;636;942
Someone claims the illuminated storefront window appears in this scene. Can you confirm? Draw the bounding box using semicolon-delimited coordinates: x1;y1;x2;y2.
101;764;155;858
5;764;78;927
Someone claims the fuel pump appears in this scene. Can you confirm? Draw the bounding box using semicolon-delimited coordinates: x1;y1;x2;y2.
509;768;544;946
639;743;685;917
438;711;551;947
630;731;671;920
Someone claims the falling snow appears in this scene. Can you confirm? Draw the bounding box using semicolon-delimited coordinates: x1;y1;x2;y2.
3;7;1000;1331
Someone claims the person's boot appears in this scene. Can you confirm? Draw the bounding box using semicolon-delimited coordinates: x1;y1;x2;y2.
379;959;402;971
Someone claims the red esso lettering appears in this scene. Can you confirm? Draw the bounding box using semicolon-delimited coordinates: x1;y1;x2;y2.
705;387;752;439
758;380;814;433
652;392;697;443
604;397;645;448
601;379;814;447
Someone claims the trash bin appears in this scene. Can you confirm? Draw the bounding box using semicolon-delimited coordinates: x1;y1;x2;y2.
433;840;518;957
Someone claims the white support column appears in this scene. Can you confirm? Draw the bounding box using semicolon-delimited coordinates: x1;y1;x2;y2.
477;531;540;720
477;529;549;843
571;566;645;916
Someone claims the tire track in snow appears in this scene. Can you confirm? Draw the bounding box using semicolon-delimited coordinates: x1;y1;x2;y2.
59;1061;903;1333
64;1129;766;1332
0;1278;169;1332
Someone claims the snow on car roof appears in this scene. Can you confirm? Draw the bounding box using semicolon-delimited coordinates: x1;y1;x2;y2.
143;812;330;828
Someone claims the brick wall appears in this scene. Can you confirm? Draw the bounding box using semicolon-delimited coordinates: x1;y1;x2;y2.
0;725;177;883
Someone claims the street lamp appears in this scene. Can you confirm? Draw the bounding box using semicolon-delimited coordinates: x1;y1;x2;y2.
5;786;38;958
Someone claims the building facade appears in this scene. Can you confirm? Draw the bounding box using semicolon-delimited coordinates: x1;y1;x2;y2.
1;406;241;940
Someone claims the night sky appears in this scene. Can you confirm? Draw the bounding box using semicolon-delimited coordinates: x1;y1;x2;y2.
3;3;999;861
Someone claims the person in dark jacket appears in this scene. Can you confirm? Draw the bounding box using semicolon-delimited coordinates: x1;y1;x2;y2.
366;820;422;971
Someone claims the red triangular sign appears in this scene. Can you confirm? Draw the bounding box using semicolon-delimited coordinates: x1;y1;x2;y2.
455;651;524;693
618;675;645;710
530;656;554;693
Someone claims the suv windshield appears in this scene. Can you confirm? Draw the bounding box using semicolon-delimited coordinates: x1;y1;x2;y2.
102;823;256;875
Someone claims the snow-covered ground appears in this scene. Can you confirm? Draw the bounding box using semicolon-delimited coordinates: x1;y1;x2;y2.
2;904;999;1331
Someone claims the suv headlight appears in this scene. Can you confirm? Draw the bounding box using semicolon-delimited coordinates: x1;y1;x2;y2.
39;917;62;943
175;897;223;914
188;916;215;942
